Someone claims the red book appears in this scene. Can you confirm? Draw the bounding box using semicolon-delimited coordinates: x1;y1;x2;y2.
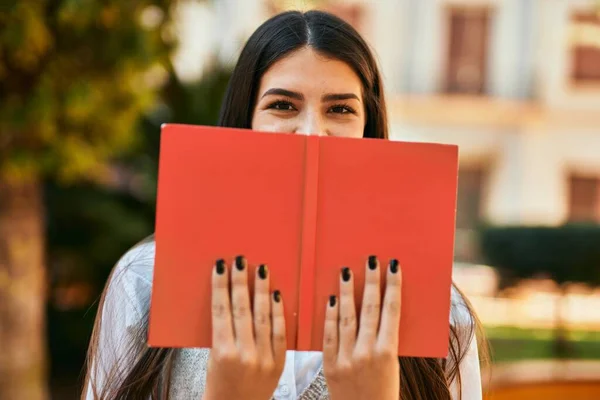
148;124;458;358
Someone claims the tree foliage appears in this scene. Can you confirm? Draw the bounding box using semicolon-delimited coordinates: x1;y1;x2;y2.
0;0;175;183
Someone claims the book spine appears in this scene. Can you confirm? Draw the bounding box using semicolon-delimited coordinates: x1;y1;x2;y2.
296;135;320;351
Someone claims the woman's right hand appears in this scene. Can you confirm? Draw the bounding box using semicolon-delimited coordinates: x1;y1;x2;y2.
203;256;287;400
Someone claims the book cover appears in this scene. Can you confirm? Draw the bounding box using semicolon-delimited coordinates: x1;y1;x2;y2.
148;124;458;358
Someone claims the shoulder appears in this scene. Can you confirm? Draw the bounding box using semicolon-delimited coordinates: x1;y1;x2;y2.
104;236;156;319
85;238;158;397
111;236;156;287
448;285;479;361
113;236;156;283
448;286;483;399
449;284;476;328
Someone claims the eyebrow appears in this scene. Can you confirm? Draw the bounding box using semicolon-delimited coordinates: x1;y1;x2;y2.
322;93;360;102
261;88;303;100
261;88;360;102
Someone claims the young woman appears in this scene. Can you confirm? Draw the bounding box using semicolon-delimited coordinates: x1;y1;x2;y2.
83;10;487;400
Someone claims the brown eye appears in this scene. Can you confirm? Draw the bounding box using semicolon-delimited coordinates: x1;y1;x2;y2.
269;101;296;111
329;104;356;114
331;106;349;114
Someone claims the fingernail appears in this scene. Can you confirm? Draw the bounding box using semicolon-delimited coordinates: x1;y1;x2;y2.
216;259;225;275
273;290;281;303
235;255;245;271
258;264;268;279
368;255;377;270
329;295;336;307
341;267;351;282
390;259;399;274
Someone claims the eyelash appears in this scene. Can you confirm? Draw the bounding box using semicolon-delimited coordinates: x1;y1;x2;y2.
268;100;296;111
266;100;357;115
329;103;357;115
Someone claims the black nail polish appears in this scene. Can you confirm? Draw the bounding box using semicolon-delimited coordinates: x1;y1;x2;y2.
216;259;225;275
368;255;377;270
258;264;268;280
273;290;281;303
390;259;399;274
329;295;336;307
341;267;351;282
235;255;245;271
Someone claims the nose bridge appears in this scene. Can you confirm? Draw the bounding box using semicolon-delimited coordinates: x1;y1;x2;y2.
297;108;326;136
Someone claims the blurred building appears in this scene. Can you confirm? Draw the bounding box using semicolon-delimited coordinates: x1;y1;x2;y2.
172;0;600;263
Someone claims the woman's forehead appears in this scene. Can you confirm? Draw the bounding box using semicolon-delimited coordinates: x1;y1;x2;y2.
258;47;363;97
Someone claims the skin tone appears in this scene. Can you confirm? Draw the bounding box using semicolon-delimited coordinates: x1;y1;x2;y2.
203;47;402;400
252;47;365;137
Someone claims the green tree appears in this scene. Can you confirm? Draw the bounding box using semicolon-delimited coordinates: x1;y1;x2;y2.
0;1;175;398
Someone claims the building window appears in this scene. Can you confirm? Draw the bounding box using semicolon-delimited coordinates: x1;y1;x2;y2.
568;175;600;222
570;11;600;84
455;166;487;263
445;7;491;95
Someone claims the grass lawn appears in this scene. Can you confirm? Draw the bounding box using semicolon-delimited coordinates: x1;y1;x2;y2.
484;326;600;363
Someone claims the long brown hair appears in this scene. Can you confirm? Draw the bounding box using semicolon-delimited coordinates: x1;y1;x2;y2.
83;10;489;400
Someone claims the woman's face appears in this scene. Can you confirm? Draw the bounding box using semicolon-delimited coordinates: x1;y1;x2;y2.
251;47;366;138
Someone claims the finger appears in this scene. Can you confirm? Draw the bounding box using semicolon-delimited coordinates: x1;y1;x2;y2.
253;264;272;361
356;255;382;350
211;258;235;346
231;255;255;350
271;289;287;367
338;266;357;359
377;258;402;352
322;294;339;370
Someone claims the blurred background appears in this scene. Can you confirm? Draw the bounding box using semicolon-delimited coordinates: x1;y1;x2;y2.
0;0;599;399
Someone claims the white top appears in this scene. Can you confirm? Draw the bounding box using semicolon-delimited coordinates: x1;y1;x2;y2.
86;240;482;399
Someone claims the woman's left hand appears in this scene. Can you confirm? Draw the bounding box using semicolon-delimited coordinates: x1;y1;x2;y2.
322;256;402;400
